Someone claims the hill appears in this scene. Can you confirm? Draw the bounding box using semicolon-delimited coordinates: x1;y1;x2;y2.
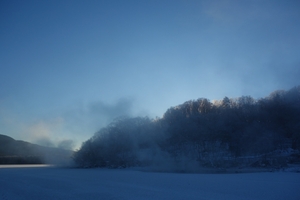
0;134;73;165
73;85;300;171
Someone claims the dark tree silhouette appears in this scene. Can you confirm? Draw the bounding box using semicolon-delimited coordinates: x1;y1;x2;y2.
74;86;300;170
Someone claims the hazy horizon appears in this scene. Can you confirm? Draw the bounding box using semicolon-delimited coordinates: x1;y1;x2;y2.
1;0;299;149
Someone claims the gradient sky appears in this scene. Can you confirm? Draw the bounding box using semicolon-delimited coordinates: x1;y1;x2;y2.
1;0;300;149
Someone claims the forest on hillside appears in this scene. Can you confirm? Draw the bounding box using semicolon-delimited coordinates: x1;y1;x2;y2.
73;86;300;171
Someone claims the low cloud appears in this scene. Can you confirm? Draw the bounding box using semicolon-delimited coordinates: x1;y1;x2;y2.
88;97;134;125
24;119;75;150
58;139;75;150
1;97;143;150
35;137;55;147
24;97;137;150
63;97;135;133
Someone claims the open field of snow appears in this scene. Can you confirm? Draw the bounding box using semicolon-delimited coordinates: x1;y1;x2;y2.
0;165;299;200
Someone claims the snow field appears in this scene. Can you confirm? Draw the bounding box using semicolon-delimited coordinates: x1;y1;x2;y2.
0;166;299;200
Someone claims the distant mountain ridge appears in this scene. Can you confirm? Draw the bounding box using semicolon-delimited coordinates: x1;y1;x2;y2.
0;134;73;165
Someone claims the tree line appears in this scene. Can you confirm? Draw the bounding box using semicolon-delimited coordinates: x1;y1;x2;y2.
73;86;300;170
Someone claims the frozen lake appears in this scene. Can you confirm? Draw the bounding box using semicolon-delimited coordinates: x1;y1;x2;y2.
0;165;299;200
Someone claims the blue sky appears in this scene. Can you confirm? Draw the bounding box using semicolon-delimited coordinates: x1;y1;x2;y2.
1;0;300;149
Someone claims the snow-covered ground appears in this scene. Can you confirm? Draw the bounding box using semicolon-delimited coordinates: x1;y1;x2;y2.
0;165;299;200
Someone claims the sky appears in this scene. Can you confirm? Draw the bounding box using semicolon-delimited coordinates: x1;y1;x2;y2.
1;0;300;150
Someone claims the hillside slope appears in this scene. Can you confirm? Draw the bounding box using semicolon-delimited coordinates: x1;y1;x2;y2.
74;86;300;170
0;134;73;165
